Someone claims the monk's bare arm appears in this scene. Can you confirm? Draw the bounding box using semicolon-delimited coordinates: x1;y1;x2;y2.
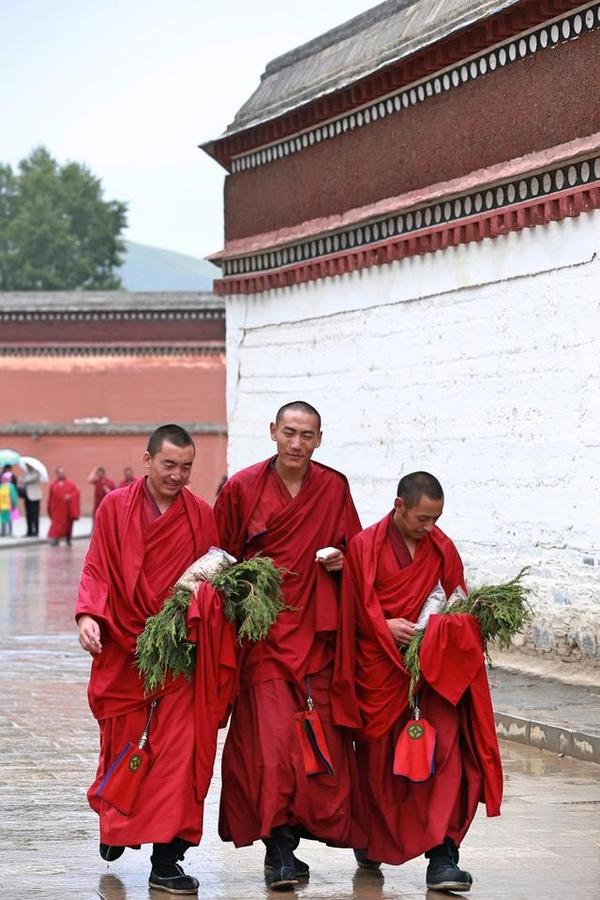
386;617;417;647
77;614;102;655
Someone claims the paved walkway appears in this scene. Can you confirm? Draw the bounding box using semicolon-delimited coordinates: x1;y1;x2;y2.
1;541;599;898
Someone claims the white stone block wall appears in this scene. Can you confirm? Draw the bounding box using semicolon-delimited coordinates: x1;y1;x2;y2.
224;213;600;666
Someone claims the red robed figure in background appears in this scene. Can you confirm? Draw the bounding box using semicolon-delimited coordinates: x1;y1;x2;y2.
333;474;502;892
48;467;80;542
214;402;366;890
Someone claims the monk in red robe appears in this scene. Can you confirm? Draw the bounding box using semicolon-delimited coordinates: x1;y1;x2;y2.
76;424;233;896
48;466;80;545
88;465;116;518
214;401;365;890
333;472;503;893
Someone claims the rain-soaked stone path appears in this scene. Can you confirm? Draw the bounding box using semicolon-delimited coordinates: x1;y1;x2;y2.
1;542;599;899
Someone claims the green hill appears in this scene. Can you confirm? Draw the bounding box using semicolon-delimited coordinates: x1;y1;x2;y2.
118;241;219;291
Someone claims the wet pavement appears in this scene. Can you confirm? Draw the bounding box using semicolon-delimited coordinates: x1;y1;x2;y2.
1;541;599;899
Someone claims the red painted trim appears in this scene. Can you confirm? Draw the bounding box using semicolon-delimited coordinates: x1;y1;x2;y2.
213;182;600;296
210;0;584;168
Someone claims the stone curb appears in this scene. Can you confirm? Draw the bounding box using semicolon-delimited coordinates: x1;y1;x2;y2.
0;533;91;551
495;711;600;765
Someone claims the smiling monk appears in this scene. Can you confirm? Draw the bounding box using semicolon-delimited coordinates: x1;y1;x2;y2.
76;424;221;896
214;401;365;890
333;472;503;893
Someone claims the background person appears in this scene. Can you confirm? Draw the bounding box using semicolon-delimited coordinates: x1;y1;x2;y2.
21;462;42;537
119;466;136;487
48;466;80;546
0;472;18;537
87;466;116;518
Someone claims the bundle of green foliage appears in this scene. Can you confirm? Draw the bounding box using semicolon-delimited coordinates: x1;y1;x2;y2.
0;146;126;290
404;568;531;707
136;557;287;693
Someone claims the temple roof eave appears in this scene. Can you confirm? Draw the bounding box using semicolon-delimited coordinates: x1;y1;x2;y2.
202;0;520;156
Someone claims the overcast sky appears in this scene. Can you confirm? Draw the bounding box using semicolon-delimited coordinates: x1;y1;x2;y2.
2;0;375;260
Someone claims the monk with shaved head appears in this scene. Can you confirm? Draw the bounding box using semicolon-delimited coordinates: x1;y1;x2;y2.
333;472;503;892
215;401;365;889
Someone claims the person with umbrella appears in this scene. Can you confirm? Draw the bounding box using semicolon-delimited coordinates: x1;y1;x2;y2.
48;466;81;546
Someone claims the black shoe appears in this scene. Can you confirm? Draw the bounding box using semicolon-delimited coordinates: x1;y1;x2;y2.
264;850;298;891
149;863;199;894
265;850;309;878
425;839;473;892
354;848;382;870
99;842;125;861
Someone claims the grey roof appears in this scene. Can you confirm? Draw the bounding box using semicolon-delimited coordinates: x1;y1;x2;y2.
217;0;518;138
0;291;223;313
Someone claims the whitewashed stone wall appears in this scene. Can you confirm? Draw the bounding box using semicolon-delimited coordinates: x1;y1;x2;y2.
224;213;600;667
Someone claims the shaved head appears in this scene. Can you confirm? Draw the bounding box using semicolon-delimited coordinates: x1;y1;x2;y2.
147;424;195;457
397;471;444;508
275;401;321;431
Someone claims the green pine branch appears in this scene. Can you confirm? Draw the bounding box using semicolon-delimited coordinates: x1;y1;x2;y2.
135;556;287;694
405;567;532;708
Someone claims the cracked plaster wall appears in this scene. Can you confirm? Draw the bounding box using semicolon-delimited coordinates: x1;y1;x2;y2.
224;213;600;667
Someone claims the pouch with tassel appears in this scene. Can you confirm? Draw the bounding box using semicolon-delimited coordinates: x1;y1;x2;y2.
393;704;436;782
96;700;157;815
295;692;335;776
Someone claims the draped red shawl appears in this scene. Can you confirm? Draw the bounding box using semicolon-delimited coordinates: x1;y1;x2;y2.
214;457;361;686
332;513;502;817
75;478;219;720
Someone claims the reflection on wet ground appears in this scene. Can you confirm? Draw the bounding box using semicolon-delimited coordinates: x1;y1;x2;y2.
1;542;599;899
0;540;88;636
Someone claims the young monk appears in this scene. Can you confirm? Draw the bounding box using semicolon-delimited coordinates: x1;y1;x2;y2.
76;424;234;896
214;401;365;890
333;472;503;892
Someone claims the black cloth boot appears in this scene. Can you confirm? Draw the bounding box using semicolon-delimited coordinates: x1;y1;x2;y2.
425;838;473;892
149;838;198;895
263;825;299;890
264;825;310;879
353;848;382;870
99;842;124;861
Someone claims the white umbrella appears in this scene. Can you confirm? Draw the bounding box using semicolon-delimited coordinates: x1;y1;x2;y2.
0;448;21;467
18;456;49;482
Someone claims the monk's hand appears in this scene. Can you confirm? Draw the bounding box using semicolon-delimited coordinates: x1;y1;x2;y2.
316;548;344;572
387;617;417;648
78;615;102;655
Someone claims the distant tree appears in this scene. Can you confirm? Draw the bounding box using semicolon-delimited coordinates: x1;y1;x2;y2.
0;147;127;290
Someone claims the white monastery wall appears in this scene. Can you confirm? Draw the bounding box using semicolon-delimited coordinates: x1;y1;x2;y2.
224;213;600;666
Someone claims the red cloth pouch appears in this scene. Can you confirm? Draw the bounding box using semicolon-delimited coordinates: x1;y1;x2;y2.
295;705;335;776
393;715;436;782
96;700;157;815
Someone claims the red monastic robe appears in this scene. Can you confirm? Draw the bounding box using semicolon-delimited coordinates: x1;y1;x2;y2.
47;478;80;538
333;513;503;865
76;478;236;846
214;457;366;848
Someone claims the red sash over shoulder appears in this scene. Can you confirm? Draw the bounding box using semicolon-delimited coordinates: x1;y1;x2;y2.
214;457;361;686
76;478;219;720
332;514;502;817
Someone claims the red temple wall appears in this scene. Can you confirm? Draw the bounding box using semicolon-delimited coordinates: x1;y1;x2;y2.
2;353;227;515
224;28;600;240
3;353;225;423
